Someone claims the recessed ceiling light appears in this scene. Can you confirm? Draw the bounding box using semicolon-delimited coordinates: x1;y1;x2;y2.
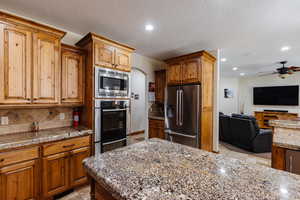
281;46;290;52
221;58;227;62
240;72;245;76
232;67;238;71
145;24;154;31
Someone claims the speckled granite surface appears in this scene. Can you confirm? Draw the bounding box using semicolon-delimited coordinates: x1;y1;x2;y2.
0;126;92;151
270;119;300;129
270;120;300;150
83;139;300;200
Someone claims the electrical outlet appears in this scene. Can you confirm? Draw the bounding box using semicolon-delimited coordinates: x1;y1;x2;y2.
59;113;65;120
1;116;9;125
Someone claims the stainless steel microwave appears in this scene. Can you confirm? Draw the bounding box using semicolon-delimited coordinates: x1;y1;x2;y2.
95;67;130;98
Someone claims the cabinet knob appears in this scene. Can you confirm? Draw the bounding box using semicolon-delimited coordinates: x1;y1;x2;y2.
27;98;30;101
0;158;4;162
62;98;66;100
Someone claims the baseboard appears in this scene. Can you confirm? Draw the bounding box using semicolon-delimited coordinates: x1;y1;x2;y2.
128;130;145;136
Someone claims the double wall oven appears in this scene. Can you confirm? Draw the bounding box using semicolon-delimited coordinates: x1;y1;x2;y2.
94;67;130;154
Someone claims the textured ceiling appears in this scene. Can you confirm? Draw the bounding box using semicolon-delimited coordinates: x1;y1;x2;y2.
1;0;300;76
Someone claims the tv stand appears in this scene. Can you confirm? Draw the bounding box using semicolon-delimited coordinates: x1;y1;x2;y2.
255;111;298;129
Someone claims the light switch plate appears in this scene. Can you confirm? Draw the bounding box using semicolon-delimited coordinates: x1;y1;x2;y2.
1;116;9;125
59;113;65;120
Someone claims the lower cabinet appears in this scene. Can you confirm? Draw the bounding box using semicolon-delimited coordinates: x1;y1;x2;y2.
42;152;70;197
0;135;91;200
42;137;91;198
70;147;91;187
149;119;165;139
0;160;39;200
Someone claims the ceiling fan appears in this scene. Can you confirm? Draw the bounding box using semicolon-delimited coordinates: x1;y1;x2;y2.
258;61;300;79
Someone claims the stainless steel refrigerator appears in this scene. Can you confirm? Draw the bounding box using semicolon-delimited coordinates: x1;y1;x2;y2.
165;84;200;148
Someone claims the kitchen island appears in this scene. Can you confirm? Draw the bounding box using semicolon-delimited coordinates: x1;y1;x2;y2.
83;139;300;200
270;119;300;174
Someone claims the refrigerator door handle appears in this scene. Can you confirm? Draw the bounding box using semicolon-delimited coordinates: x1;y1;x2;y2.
176;89;179;126
180;89;183;126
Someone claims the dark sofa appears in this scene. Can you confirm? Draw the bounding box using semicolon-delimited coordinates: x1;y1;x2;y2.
219;113;272;153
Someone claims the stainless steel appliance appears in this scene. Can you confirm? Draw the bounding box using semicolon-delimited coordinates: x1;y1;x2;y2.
165;84;200;148
286;149;300;175
95;67;130;98
95;99;129;154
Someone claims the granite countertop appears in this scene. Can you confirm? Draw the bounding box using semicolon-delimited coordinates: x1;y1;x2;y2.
270;119;300;129
270;120;300;150
148;115;165;120
0;126;93;151
83;139;300;200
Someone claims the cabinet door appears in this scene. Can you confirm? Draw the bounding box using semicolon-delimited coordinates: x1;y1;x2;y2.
33;32;60;104
155;70;166;103
182;58;201;84
0;160;39;200
166;62;181;85
42;152;69;198
61;50;84;104
94;41;115;68
70;147;90;187
0;24;32;104
115;48;131;72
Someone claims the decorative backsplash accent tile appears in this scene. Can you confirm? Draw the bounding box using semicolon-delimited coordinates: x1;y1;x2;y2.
0;108;73;135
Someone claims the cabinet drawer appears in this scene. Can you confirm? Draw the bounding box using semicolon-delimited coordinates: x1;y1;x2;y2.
0;147;39;167
42;136;90;156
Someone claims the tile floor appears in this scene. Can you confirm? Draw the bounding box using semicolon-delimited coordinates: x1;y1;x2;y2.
57;136;271;199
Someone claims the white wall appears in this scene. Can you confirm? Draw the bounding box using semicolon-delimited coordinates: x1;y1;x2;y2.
239;73;300;116
219;77;240;115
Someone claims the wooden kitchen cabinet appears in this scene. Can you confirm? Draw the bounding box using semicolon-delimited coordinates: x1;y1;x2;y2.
166;62;181;85
94;41;115;69
32;32;60;104
0;160;39;200
0;11;66;108
0;147;40;200
0;24;32;104
42;135;91;198
182;58;201;84
42;152;69;197
115;48;131;72
149;119;165;139
61;44;85;105
70;146;90;187
155;70;166;103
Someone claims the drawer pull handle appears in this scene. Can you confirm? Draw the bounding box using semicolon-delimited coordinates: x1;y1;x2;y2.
0;158;4;162
63;144;75;148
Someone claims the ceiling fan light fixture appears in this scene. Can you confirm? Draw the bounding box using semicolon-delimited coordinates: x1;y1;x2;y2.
279;73;289;79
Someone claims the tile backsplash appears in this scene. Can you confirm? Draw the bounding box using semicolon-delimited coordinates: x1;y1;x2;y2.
0;107;73;135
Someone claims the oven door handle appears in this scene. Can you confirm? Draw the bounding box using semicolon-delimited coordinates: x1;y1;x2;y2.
102;138;127;146
102;108;127;112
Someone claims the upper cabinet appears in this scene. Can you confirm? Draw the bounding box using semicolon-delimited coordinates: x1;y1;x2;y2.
155;70;166;103
115;48;131;72
32;32;60;104
76;32;135;72
61;44;85;105
166;58;201;85
0;11;90;108
166;62;181;85
0;24;32;104
94;41;114;68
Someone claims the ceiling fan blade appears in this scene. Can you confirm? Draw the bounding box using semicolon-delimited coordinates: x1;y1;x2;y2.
258;72;278;76
288;66;300;71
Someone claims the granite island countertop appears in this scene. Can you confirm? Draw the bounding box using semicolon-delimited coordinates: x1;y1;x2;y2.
270;119;300;150
83;139;300;200
0;126;93;151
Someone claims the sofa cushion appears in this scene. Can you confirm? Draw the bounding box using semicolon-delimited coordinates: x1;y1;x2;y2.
231;114;260;134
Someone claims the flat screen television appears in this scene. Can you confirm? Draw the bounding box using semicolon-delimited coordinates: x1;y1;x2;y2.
253;85;299;106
